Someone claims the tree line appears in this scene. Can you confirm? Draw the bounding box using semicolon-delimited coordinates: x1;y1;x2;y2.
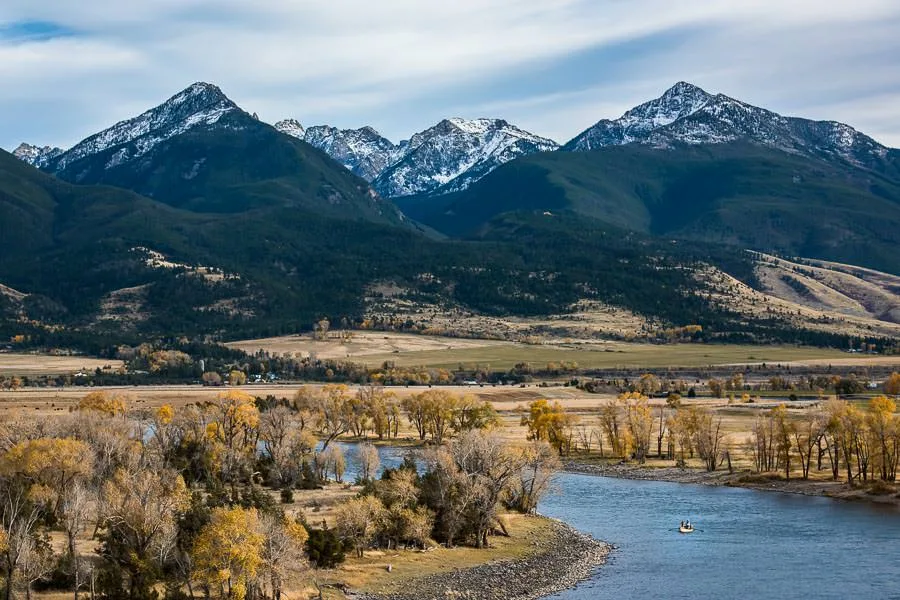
0;384;544;600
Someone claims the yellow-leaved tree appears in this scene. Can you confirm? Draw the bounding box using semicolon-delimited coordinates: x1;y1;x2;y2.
192;507;265;600
206;391;260;494
77;391;129;417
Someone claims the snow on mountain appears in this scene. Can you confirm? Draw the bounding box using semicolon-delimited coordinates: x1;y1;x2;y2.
273;118;305;140
563;82;890;169
371;118;558;197
276;116;557;197
12;143;64;168
43;82;241;173
275;120;399;182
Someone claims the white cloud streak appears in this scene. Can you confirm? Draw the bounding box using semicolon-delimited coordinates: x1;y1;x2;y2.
0;0;898;148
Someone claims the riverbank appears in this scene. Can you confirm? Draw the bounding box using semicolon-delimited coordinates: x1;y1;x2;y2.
565;460;900;507
345;518;610;600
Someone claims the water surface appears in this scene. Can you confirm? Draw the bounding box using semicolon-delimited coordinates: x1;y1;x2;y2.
541;474;900;600
344;443;900;599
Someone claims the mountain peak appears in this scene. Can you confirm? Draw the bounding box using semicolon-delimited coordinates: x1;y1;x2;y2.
563;82;890;170
274;118;305;139
12;142;64;168
663;81;710;98
41;82;242;173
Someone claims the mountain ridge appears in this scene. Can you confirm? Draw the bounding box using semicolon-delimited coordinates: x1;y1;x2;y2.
274;115;559;197
563;82;894;177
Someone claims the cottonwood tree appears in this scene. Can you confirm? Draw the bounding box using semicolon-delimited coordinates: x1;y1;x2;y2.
625;394;653;463
357;443;380;483
868;396;899;481
17;532;54;600
450;431;524;547
206;391;260;495
314;385;354;449
97;468;191;600
521;399;578;455
334;496;385;558
192;507;264;600
793;407;826;480
0;478;44;600
883;373;900;397
60;482;92;600
258;513;308;600
692;409;726;472
509;441;560;513
771;405;795;480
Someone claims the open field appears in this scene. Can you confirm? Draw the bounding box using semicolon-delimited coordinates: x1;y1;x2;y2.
226;332;876;370
0;353;123;376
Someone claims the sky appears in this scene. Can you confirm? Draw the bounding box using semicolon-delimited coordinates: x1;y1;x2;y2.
1;0;899;151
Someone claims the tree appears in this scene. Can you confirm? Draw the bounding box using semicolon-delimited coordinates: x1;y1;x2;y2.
708;379;724;399
521;399;577;455
867;396;899;481
206;391;260;494
599;397;628;457
793;407;825;480
314;385;353;449
0;438;93;515
0;479;44;600
357;444;380;483
77;391;128;417
17;532;54;600
60;482;91;600
637;374;661;396
448;431;524;548
692;409;726;472
97;468;191;600
228;370;247;386
192;507;265;600
625;394;653;463
884;373;900;397
201;372;223;387
401;394;429;441
258;513;308;600
334;496;385;558
771;405;795;480
508;441;560;513
451;396;499;434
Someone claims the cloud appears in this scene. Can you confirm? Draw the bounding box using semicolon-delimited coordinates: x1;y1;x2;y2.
0;1;898;149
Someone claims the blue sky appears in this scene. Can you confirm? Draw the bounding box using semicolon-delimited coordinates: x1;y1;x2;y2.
1;0;899;150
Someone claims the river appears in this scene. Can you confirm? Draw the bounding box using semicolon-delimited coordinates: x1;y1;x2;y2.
340;444;900;599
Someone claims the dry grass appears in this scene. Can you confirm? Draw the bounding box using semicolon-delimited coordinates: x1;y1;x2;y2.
0;353;124;376
322;513;553;599
227;332;860;371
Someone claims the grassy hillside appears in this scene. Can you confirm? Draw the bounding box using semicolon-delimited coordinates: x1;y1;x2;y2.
410;144;900;274
2;147;890;350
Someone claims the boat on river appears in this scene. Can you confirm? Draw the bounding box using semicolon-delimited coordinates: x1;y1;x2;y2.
679;523;694;533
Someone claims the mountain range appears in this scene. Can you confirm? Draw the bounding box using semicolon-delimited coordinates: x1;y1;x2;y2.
273;116;558;197
5;80;900;348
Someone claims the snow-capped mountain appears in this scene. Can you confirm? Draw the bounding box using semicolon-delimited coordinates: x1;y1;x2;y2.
275;116;557;197
41;82;242;174
275;120;399;182
373;118;558;197
13;143;64;168
563;82;889;169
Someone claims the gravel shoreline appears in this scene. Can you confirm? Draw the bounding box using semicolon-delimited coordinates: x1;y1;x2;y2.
350;519;610;600
564;461;900;506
